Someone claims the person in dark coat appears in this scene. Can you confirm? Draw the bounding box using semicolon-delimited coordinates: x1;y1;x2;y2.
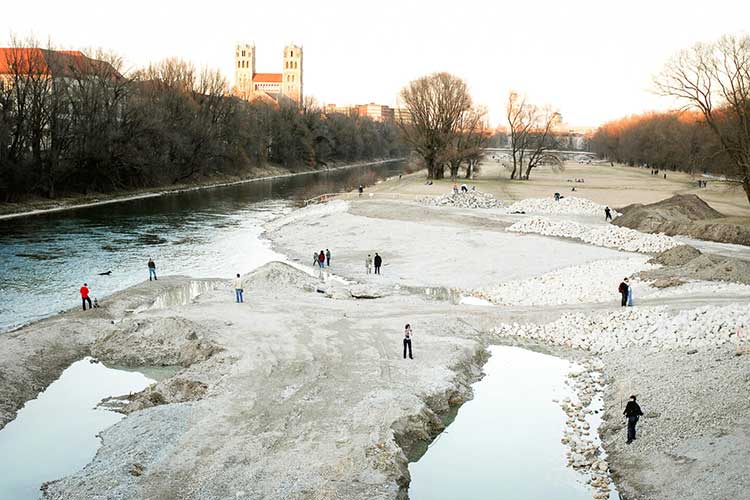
618;278;629;307
403;324;413;359
623;395;644;443
374;253;382;274
605;206;612;221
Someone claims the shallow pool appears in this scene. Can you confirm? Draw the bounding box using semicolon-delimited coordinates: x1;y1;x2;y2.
0;358;154;499
409;346;598;500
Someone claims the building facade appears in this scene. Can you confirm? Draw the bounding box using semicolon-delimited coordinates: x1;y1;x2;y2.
233;43;303;105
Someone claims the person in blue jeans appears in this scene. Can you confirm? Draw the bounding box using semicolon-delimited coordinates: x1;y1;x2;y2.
233;273;244;303
148;258;157;281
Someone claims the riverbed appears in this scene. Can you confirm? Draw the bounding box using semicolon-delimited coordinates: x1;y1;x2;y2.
0;161;405;331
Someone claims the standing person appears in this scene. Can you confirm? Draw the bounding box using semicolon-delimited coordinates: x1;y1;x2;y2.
605;206;612;221
627;280;634;306
358;185;364;196
325;249;331;267
365;254;373;274
403;324;413;359
623;395;644;444
80;283;92;311
233;273;244;303
313;252;319;267
374;253;382;275
318;250;326;268
148;257;157;281
618;278;629;307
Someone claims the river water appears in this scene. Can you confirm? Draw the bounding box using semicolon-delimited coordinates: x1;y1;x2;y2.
0;358;154;499
0;161;405;331
409;346;607;500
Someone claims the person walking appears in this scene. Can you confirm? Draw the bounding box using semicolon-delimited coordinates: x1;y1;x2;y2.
80;283;93;311
605;206;612;221
365;254;373;274
618;278;629;307
374;253;382;275
325;249;331;267
403;324;413;359
233;273;244;303
318;250;326;268
624;395;644;444
148;257;157;281
313;252;319;267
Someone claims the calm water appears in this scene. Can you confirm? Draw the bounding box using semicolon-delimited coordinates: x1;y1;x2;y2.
0;358;154;499
0;161;405;331
409;346;599;500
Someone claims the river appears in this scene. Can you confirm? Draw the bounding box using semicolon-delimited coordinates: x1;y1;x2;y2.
0;161;406;331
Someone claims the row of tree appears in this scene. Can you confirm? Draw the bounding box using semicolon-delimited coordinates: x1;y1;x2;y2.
592;33;750;204
0;41;404;201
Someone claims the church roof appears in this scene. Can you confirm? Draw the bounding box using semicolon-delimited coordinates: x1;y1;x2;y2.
0;48;121;79
253;72;282;83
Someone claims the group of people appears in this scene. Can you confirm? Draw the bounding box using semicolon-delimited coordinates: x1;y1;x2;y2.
314;249;332;268
696;179;708;188
365;253;383;274
452;183;473;193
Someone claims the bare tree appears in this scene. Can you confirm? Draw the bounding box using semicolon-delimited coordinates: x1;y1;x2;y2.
506;91;560;180
398;72;473;179
445;106;488;180
656;33;750;203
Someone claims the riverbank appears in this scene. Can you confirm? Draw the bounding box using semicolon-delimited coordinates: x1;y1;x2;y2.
0;158;404;220
2;179;749;498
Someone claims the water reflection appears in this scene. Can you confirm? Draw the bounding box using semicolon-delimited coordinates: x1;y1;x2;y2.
409;346;594;500
0;358;153;499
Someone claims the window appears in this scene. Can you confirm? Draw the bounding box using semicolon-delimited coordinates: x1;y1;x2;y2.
290;50;294;57
242;50;246;57
237;61;241;68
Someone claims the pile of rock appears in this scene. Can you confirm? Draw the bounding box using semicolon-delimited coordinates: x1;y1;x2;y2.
506;197;618;217
420;190;504;209
559;359;614;500
508;217;679;253
493;303;750;353
473;257;656;306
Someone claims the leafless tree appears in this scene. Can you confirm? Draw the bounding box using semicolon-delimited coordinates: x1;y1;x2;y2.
398;72;473;179
506;91;561;180
656;33;750;203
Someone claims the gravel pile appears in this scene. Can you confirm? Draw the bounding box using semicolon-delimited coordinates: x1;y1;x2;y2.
493;303;750;353
420;190;504;209
508;217;680;253
473;257;657;306
506;197;618;217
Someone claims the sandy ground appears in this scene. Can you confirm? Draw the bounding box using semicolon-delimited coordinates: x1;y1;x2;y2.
364;160;750;218
1;192;749;499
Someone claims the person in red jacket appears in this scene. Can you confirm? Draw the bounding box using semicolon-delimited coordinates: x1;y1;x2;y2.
80;283;93;311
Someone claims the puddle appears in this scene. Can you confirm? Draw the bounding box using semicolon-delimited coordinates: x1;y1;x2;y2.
409;346;604;500
0;357;154;499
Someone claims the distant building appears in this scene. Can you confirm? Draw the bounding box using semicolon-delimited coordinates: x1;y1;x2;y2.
0;47;121;87
324;102;410;123
233;43;303;105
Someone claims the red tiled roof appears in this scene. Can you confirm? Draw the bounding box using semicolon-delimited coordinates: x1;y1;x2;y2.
0;48;121;79
252;72;282;83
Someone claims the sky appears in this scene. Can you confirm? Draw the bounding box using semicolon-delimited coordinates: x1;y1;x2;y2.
3;0;750;128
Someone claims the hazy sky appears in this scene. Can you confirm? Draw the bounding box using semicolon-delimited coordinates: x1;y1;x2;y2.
3;0;750;127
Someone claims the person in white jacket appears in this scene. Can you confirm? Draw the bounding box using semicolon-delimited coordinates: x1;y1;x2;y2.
233;273;244;303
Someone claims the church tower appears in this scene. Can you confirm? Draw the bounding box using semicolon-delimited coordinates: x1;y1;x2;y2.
234;43;256;100
282;44;303;105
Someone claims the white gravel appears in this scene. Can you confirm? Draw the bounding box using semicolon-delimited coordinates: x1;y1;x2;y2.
506;197;618;217
264;199;349;232
494;303;750;353
473;257;657;306
508;217;680;253
419;190;504;209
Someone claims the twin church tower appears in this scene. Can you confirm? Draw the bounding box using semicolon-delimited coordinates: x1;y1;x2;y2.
234;43;303;105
